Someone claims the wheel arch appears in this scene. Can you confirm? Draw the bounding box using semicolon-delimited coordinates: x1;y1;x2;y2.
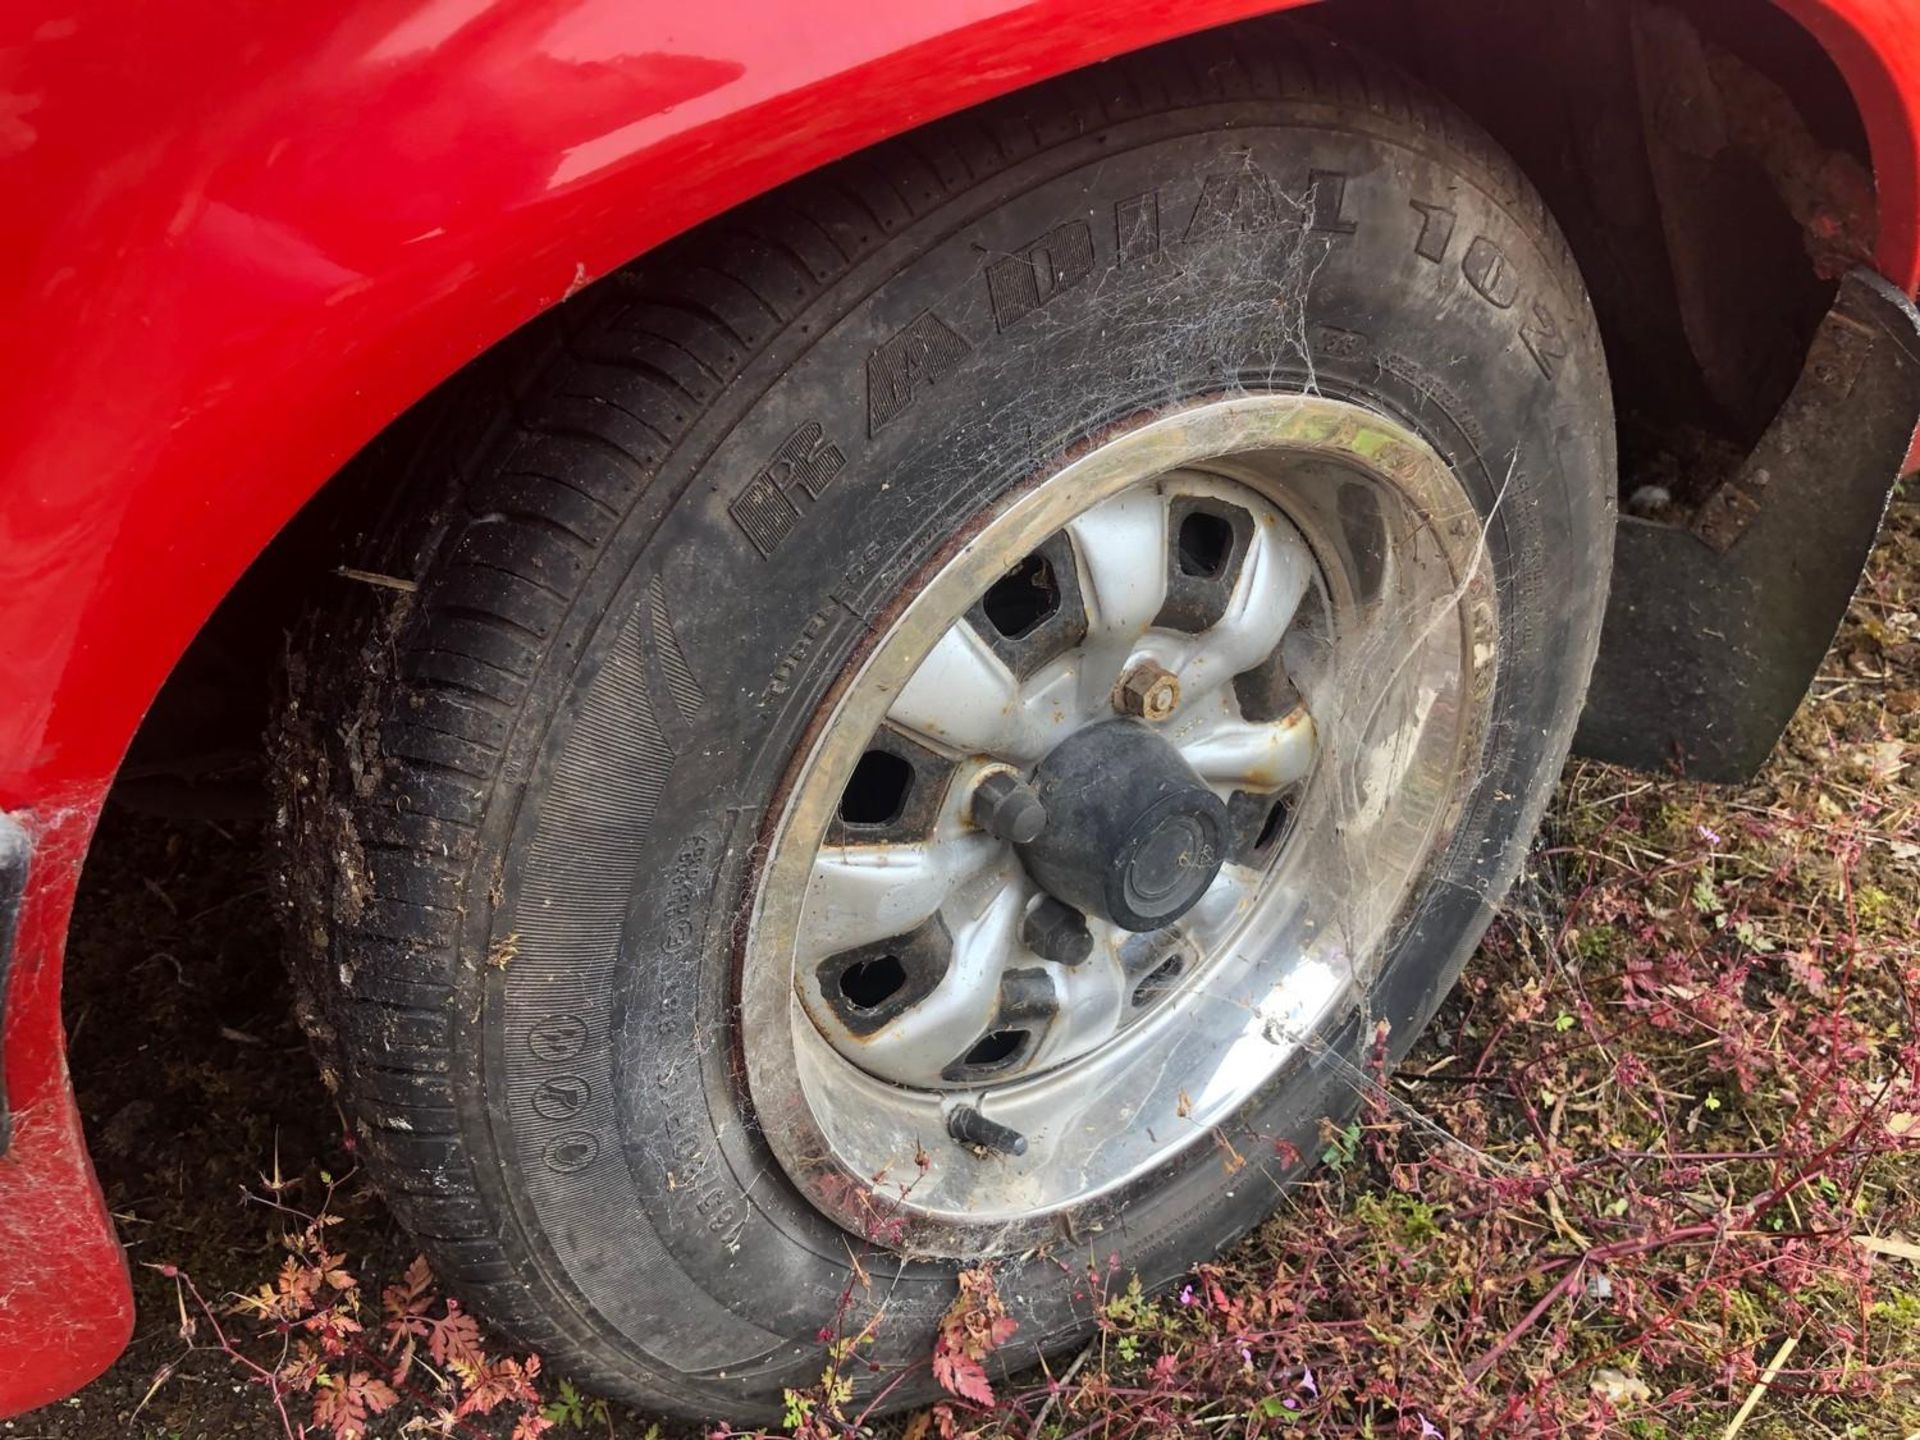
116;0;1920;798
12;0;1918;810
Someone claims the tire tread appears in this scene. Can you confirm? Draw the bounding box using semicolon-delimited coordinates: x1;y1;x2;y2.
279;19;1599;1412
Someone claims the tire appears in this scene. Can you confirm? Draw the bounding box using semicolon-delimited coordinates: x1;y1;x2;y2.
279;22;1613;1423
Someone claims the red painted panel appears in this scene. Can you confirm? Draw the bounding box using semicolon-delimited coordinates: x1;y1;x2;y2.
0;795;132;1414
1777;0;1920;279
1;0;1313;1411
0;0;1915;1413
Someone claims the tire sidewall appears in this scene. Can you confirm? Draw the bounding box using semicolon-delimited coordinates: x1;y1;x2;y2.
446;102;1611;1414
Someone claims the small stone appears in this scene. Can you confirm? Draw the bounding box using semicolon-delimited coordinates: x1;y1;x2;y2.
1589;1368;1651;1406
1625;484;1671;517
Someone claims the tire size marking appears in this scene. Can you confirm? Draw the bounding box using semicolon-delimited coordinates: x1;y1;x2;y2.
542;1131;600;1174
1407;198;1569;381
1307;169;1360;235
658;1118;749;1250
987;219;1096;332
531;1075;592;1121
762;605;834;704
1314;324;1371;360
527;1014;589;1062
658;836;710;957
728;420;847;558
1115;191;1162;266
733;167;1556;570
866;311;970;435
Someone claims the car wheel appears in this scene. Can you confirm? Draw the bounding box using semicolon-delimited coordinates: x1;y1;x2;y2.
280;24;1612;1421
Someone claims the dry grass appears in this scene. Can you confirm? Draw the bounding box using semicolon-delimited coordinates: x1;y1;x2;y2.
772;488;1920;1440
66;489;1916;1440
912;738;1920;1439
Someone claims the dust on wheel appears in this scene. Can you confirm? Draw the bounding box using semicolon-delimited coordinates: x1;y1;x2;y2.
746;396;1498;1254
282;26;1613;1423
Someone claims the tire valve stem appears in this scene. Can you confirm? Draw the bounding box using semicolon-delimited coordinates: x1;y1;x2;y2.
948;1106;1029;1157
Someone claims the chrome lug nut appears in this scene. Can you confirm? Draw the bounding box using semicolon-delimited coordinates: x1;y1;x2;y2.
1114;658;1180;721
1022;897;1093;966
971;770;1046;843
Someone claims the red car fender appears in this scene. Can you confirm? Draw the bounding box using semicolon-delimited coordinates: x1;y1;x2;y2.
1772;0;1920;472
1;0;1916;1414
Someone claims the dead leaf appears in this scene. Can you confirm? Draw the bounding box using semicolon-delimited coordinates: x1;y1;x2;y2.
844;1241;872;1292
1855;1234;1920;1263
1589;1367;1652;1406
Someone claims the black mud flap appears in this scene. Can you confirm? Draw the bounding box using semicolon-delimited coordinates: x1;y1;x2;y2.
0;813;26;1155
1575;269;1920;780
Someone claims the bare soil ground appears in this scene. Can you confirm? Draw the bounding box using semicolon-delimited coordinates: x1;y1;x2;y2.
20;486;1919;1440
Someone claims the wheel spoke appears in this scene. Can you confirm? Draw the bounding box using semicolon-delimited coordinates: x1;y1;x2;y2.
798;832;1000;965
850;871;1030;1085
1068;487;1171;632
1066;488;1170;676
1180;706;1317;791
1032;920;1128;1063
888;623;1073;762
1176;862;1263;954
888;622;1020;752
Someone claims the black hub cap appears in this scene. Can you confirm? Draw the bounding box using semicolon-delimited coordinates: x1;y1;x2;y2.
1017;720;1230;931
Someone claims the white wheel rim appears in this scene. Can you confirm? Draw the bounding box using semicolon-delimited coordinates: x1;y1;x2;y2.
741;395;1498;1256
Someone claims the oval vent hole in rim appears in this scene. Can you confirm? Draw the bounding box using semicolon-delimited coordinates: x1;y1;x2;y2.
1255;795;1293;852
838;954;908;1011
1177;510;1235;578
840;749;914;825
960;1029;1027;1068
1132;955;1184;1008
981;552;1060;639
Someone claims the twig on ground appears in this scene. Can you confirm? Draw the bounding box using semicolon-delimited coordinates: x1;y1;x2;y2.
1724;1332;1798;1440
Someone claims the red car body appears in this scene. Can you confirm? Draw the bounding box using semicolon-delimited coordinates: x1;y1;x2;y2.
0;0;1916;1415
